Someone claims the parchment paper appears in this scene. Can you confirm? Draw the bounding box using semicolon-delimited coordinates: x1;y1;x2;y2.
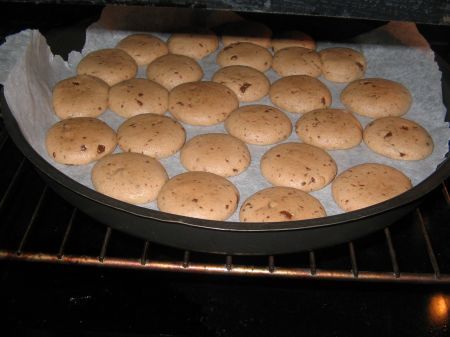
0;7;449;222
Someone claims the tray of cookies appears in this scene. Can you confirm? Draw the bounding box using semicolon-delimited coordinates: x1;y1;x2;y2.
1;8;449;254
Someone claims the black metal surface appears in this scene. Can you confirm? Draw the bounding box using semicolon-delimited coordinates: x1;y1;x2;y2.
1;0;450;26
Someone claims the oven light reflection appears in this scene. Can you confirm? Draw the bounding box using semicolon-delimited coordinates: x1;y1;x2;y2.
428;294;449;326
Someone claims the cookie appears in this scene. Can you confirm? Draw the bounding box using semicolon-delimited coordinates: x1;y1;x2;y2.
212;65;270;102
46;117;116;165
157;171;239;221
77;48;138;86
52;75;109;119
295;108;363;150
269;75;332;114
271;30;316;52
363;117;433;160
167;28;219;60
225;105;292;145
216;42;272;72
240;187;326;222
116;33;168;66
108;78;168;118
117;114;186;159
92;152;168;205
221;21;272;48
272;47;322;77
332;163;412;212
180;133;251;177
319;47;366;83
146;54;203;90
169;81;239;126
260;142;337;192
341;78;413;118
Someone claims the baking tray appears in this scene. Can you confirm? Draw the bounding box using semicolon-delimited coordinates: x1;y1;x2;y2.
1;25;450;255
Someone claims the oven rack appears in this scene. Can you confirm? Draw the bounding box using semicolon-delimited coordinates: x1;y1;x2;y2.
0;125;449;284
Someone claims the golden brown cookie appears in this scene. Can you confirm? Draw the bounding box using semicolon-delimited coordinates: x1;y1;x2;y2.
221;21;272;48
116;33;168;66
271;30;316;52
332;163;412;212
108;78;168;118
52;75;109;119
146;54;203;90
46;117;116;165
168;81;239;126
363;117;434;160
260;142;337;192
295;108;363;150
341;78;413;118
240;187;326;222
225;105;292;145
180;133;251;177
77;48;138;86
272;47;322;77
117;114;186;159
216;42;272;72
157;171;239;220
319;47;366;83
92;152;168;204
167;28;219;60
212;65;270;102
269;75;332;114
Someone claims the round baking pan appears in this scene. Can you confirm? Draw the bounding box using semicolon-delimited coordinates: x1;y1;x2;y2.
2;86;449;254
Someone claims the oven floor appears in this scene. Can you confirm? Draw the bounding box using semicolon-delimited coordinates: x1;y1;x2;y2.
0;261;449;337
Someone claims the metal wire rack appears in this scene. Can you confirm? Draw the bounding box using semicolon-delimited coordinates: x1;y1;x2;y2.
0;126;449;284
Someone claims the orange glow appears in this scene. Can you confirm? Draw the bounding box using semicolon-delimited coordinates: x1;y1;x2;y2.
428;294;449;326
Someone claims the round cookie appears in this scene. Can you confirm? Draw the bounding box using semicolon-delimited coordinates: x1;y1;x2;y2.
46;117;116;165
108;78;168;118
260;142;337;192
146;54;203;90
180;133;251;177
341;78;413;118
92;153;168;205
225;105;292;145
77;48;138;86
295;108;363;150
319;47;366;83
272;47;322;77
52;75;109;119
157;171;239;221
167;28;219;60
116;33;168;66
169;81;239;126
332;163;412;212
221;21;272;48
240;187;326;222
271;30;316;52
117;114;186;159
269;75;332;114
363;117;434;160
212;65;270;102
216;42;272;72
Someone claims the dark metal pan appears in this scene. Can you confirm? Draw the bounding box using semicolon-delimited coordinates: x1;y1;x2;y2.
1;22;449;255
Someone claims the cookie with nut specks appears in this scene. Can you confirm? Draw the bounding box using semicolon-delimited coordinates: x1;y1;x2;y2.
363;117;433;160
295;108;363;150
46;117;116;165
180;133;251;177
212;65;270;102
271;30;316;52
92;152;168;204
116;34;168;66
332;163;412;212
260;142;337;192
341;78;412;118
272;47;322;77
319;47;366;83
157;171;239;221
240;187;326;222
168;28;218;60
216;42;272;72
